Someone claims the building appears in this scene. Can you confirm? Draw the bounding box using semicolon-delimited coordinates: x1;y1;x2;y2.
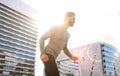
114;51;120;76
102;43;117;76
0;0;39;76
57;42;118;76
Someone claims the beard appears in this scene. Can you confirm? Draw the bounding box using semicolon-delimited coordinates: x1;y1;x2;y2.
70;22;74;27
70;24;74;27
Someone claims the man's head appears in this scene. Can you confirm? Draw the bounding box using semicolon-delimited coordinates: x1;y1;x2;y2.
64;12;75;27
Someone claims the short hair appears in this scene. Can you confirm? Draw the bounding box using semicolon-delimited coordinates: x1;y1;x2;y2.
65;12;75;18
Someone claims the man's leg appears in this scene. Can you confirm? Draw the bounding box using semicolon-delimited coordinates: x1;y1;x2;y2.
43;54;60;76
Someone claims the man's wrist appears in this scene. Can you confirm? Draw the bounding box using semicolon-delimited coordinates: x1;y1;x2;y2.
71;56;74;59
70;55;73;59
40;52;45;56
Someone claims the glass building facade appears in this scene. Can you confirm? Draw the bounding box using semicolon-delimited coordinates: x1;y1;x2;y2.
102;43;117;76
0;3;38;76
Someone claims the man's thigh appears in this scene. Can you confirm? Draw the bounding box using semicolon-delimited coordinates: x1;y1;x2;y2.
44;54;59;76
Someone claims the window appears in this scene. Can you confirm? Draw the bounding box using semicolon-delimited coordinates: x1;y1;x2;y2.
0;55;5;58
3;66;14;71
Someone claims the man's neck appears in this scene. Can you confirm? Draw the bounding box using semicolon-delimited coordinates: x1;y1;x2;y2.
63;23;70;30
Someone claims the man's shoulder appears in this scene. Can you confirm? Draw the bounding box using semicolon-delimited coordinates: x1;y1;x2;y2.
47;26;59;33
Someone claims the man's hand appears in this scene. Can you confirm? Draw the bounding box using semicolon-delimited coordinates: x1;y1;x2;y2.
71;56;78;62
41;54;49;62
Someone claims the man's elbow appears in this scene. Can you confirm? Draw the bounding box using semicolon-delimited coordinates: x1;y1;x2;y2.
63;47;67;51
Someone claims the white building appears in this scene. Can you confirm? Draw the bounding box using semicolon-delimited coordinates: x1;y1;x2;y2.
57;42;118;76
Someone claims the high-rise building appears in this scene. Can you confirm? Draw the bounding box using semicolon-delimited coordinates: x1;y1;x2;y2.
0;0;39;76
57;42;117;76
102;43;117;76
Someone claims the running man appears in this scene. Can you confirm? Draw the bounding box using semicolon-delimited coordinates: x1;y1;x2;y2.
40;12;78;76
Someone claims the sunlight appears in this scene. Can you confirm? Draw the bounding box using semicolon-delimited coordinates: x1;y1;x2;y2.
21;0;120;76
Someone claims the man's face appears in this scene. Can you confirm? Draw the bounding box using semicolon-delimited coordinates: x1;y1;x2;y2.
67;15;75;27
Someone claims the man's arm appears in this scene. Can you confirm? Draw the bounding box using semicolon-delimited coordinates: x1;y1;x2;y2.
63;43;72;58
63;43;78;61
39;26;55;55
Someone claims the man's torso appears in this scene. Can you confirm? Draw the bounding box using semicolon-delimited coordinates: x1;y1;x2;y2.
45;26;70;58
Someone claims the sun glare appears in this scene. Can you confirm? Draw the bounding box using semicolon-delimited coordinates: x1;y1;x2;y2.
21;0;120;76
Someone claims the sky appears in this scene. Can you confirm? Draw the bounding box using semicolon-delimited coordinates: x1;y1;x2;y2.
21;0;120;76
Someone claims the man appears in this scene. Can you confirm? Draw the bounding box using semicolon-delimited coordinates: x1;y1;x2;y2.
40;12;78;76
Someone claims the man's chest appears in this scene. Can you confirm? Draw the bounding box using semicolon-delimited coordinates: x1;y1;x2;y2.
53;29;69;42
